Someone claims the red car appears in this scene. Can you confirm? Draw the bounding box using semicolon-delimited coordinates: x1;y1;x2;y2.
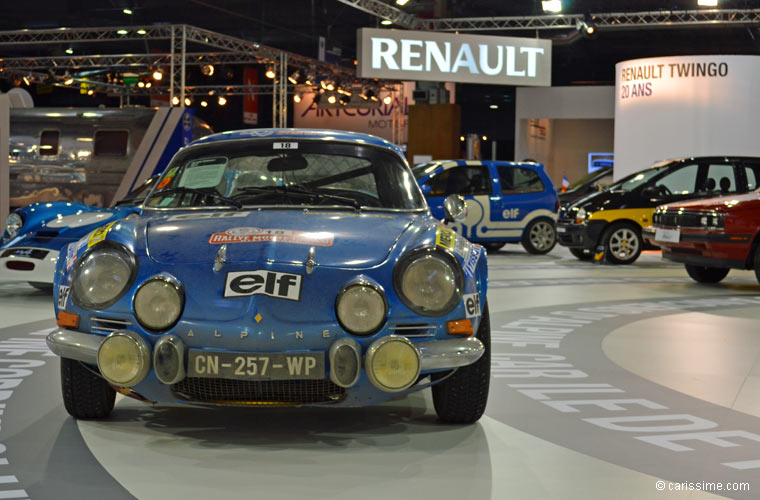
642;191;760;284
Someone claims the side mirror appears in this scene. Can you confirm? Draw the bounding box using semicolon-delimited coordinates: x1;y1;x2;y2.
420;184;432;196
443;194;467;223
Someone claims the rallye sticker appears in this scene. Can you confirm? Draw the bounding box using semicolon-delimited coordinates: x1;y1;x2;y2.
65;243;77;271
87;221;117;248
57;285;70;309
167;212;249;222
436;228;456;250
463;245;482;278
224;270;302;301
463;293;481;318
209;227;334;247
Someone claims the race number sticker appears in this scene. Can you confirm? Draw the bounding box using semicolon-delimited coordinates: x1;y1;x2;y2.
463;293;481;318
88;222;117;248
436;228;456;250
57;285;71;309
273;142;298;150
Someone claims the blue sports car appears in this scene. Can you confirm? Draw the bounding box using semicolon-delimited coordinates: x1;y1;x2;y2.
1;176;158;290
46;129;490;423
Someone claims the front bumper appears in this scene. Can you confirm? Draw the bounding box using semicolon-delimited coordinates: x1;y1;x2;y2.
642;226;750;269
556;220;606;250
0;247;59;284
46;328;485;394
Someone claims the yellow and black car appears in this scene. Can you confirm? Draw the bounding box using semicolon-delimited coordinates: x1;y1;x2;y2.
557;156;760;264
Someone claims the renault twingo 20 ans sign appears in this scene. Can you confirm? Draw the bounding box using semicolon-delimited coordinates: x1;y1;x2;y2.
357;28;551;86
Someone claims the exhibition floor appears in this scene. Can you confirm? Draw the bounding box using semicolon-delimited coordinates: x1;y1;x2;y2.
1;247;759;499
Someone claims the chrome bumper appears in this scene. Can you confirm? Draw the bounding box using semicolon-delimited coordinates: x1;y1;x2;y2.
416;336;484;370
46;328;103;365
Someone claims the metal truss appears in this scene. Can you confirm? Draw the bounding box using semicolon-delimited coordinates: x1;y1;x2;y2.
0;24;381;124
336;0;417;28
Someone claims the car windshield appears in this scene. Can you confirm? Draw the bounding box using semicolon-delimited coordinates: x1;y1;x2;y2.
114;176;158;206
411;161;446;180
567;167;611;191
145;139;426;211
607;162;671;192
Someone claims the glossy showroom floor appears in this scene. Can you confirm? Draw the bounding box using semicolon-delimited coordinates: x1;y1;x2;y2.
2;247;760;499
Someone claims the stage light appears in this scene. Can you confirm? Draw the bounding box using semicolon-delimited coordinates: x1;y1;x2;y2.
153;70;163;81
288;70;300;85
217;96;227;106
65;48;73;54
698;0;718;6
87;89;94;95
145;81;151;88
184;97;192;106
200;100;208;107
265;65;276;79
327;94;337;104
64;74;74;85
123;8;133;15
293;93;303;103
382;95;392;105
117;29;128;35
201;64;214;76
381;19;392;25
171;96;180;106
542;0;562;13
396;0;410;5
137;29;147;35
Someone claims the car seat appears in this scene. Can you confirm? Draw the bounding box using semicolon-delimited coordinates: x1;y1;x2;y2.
719;177;731;193
703;178;716;192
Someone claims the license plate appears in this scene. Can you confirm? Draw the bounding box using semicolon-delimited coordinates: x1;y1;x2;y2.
654;228;680;243
187;350;325;380
556;226;567;233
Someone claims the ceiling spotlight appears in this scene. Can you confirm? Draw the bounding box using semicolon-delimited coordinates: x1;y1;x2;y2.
65;48;73;54
137;81;145;88
64;74;74;85
218;95;227;106
381;19;392;25
153;69;163;81
117;29;128;35
580;14;597;37
482;135;488;141
137;29;147;35
293;93;303;103
698;0;718;6
288;70;300;85
305;74;314;85
326;81;335;91
201;64;214;76
339;94;351;106
171;96;180;106
542;0;562;13
145;81;151;88
265;65;276;79
327;94;337;104
123;8;133;14
396;0;410;5
382;94;392;105
460;136;465;142
87;89;94;95
184;97;192;106
490;104;498;109
200;100;208;107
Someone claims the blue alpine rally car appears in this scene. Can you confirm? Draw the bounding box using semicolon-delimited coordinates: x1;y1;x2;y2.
47;129;490;423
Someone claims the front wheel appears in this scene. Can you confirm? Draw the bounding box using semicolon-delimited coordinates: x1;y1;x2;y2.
483;242;506;253
432;301;490;424
522;219;557;254
603;222;642;265
685;265;729;284
61;357;116;419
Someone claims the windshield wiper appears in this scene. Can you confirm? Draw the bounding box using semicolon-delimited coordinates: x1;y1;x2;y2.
151;187;242;210
235;185;361;209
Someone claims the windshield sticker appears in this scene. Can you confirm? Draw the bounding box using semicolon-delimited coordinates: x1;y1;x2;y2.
463;245;482;278
157;167;177;190
436;228;456;250
178;157;228;189
87;221;117;248
273;142;298;150
209;227;334;247
167;212;249;222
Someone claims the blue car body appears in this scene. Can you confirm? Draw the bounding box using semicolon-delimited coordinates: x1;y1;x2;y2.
47;129;490;422
414;160;558;252
0;177;156;286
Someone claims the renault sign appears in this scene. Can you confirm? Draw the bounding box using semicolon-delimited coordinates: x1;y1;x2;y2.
357;28;552;86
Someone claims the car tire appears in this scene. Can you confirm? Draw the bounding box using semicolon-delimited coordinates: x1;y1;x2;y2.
521;219;557;255
483;242;506;253
61;357;116;419
684;265;730;284
28;282;53;293
432;301;490;424
603;222;643;265
570;248;593;260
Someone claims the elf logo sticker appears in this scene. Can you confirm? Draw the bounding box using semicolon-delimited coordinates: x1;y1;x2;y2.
57;285;71;310
224;270;302;301
464;293;481;318
502;208;520;219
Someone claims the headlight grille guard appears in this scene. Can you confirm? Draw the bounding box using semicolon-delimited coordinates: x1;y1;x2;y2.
392;245;465;317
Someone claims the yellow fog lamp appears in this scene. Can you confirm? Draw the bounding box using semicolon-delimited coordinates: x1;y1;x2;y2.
365;335;421;392
97;331;151;387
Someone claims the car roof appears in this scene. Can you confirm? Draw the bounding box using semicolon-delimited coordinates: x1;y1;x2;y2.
189;128;403;156
415;160;544;171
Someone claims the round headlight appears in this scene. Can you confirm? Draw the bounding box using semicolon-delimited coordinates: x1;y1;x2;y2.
97;331;151;387
72;245;135;310
365;336;421;392
6;213;23;239
134;277;184;332
335;283;387;335
394;249;462;316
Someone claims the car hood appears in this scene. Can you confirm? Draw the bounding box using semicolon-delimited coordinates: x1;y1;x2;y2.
659;191;760;213
145;209;420;268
